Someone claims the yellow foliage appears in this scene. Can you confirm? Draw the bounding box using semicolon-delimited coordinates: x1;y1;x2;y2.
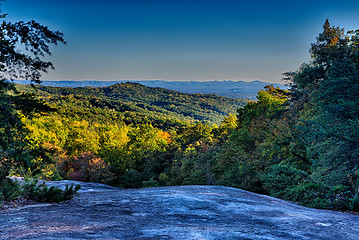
157;130;172;144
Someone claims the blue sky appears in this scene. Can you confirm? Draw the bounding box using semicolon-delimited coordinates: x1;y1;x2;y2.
2;0;359;83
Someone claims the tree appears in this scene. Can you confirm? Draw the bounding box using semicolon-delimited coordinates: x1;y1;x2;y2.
284;20;359;208
0;5;65;188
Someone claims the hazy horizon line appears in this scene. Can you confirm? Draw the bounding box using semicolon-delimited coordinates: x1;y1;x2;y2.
14;79;285;84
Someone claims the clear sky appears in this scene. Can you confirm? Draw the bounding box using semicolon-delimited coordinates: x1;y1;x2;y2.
2;0;359;83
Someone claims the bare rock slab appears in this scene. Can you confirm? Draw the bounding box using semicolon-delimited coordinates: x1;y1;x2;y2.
1;181;359;239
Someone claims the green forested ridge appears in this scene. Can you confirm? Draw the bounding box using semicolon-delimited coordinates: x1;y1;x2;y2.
14;80;287;99
16;82;249;125
2;19;359;211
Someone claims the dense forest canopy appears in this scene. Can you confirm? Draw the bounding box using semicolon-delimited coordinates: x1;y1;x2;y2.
10;82;248;188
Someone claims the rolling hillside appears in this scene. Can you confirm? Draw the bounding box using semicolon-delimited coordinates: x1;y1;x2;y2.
16;82;250;125
14;80;286;99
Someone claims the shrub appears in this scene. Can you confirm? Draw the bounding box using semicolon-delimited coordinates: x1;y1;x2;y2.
118;169;143;188
0;178;23;202
158;172;170;186
260;164;305;199
0;178;81;207
351;195;359;211
57;152;115;184
142;178;160;188
22;179;81;203
260;164;351;209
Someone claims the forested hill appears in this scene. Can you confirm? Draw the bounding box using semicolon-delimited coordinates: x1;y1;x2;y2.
14;80;286;99
17;82;250;125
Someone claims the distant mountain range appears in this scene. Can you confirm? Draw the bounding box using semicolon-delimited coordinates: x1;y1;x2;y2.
14;80;287;99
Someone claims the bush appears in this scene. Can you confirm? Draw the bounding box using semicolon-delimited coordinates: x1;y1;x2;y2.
0;178;23;202
260;164;305;199
57;152;115;184
22;179;81;203
118;169;143;188
260;164;351;209
0;178;81;207
142;178;160;188
158;172;170;186
351;195;359;211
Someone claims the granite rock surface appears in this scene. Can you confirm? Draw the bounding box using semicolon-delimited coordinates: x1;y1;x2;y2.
1;180;358;240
